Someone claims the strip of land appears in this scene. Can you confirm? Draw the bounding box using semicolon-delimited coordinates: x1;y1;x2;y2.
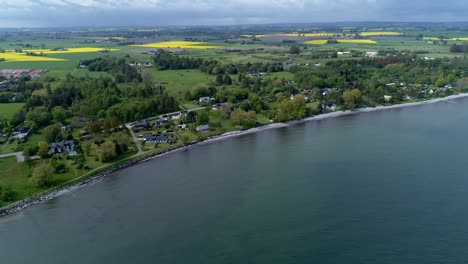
1;92;468;218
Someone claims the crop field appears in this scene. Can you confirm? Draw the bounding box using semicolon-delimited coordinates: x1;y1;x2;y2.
0;47;119;64
281;33;341;37
131;41;221;49
360;31;403;37
21;47;119;54
423;37;468;41
303;39;377;45
337;39;377;44
303;40;329;45
0;52;66;62
77;37;127;41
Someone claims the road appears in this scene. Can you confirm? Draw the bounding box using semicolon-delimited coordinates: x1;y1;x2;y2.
125;124;143;155
0;152;25;162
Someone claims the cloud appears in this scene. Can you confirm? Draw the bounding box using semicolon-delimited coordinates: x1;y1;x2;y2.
0;0;466;27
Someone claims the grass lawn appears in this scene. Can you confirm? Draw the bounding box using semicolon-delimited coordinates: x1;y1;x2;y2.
151;69;215;99
0;103;24;120
0;157;40;205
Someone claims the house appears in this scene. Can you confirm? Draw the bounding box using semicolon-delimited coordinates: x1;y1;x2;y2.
61;125;72;133
322;88;339;96
171;114;182;121
136;62;153;67
143;134;169;143
12;127;30;139
196;124;210;132
212;102;230;110
199;97;212;103
384;95;393;102
248;72;267;77
50;140;76;154
365;51;378;58
80;134;92;141
131;120;150;131
0;80;11;90
154;121;164;129
283;61;299;68
178;124;189;130
325;103;337;111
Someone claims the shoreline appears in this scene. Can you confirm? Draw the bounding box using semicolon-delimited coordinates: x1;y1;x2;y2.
1;93;468;218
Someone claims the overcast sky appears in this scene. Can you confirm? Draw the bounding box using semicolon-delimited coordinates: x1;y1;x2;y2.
0;0;467;27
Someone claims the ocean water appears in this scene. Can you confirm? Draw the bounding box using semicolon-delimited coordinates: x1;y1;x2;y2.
1;98;468;263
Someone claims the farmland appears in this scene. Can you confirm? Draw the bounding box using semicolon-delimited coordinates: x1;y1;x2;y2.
360;31;403;36
1;23;468;205
303;39;377;45
131;41;222;49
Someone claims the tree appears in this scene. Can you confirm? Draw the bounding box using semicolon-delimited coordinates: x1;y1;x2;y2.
230;109;257;128
83;142;92;156
186;111;198;123
52;106;67;124
98;141;117;162
43;123;61;143
276;94;307;121
29;162;54;187
342;89;362;109
223;75;232;85
197;110;210;125
142;70;154;89
216;74;224;85
289;45;301;55
37;141;50;159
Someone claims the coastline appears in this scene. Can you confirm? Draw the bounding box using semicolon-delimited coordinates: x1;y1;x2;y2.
1;92;468;218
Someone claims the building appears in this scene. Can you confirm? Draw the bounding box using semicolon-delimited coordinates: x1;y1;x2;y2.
12;127;30;139
196;124;210;132
212;102;230;110
131;120;150;131
365;51;378;58
325;103;337;111
143;134;169;143
178;124;189;130
199;97;212;103
136;62;153;67
61;125;72;133
0;80;11;90
50;140;76;154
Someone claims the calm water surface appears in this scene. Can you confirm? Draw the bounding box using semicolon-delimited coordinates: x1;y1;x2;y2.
2;99;468;263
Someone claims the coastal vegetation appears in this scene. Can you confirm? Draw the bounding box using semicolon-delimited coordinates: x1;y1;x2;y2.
1;23;468;208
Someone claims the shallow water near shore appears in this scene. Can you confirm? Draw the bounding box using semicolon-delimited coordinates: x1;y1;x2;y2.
2;97;468;263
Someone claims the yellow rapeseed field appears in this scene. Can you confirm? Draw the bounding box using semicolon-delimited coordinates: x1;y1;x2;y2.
360;32;403;37
303;40;328;45
23;47;119;54
423;37;468;41
0;47;118;62
282;33;338;37
0;52;66;62
337;39;377;44
131;41;221;49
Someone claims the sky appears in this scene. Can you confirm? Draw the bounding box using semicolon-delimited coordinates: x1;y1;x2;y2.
0;0;467;27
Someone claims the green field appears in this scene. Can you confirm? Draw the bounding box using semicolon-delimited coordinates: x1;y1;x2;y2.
0;103;25;120
0;157;39;205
